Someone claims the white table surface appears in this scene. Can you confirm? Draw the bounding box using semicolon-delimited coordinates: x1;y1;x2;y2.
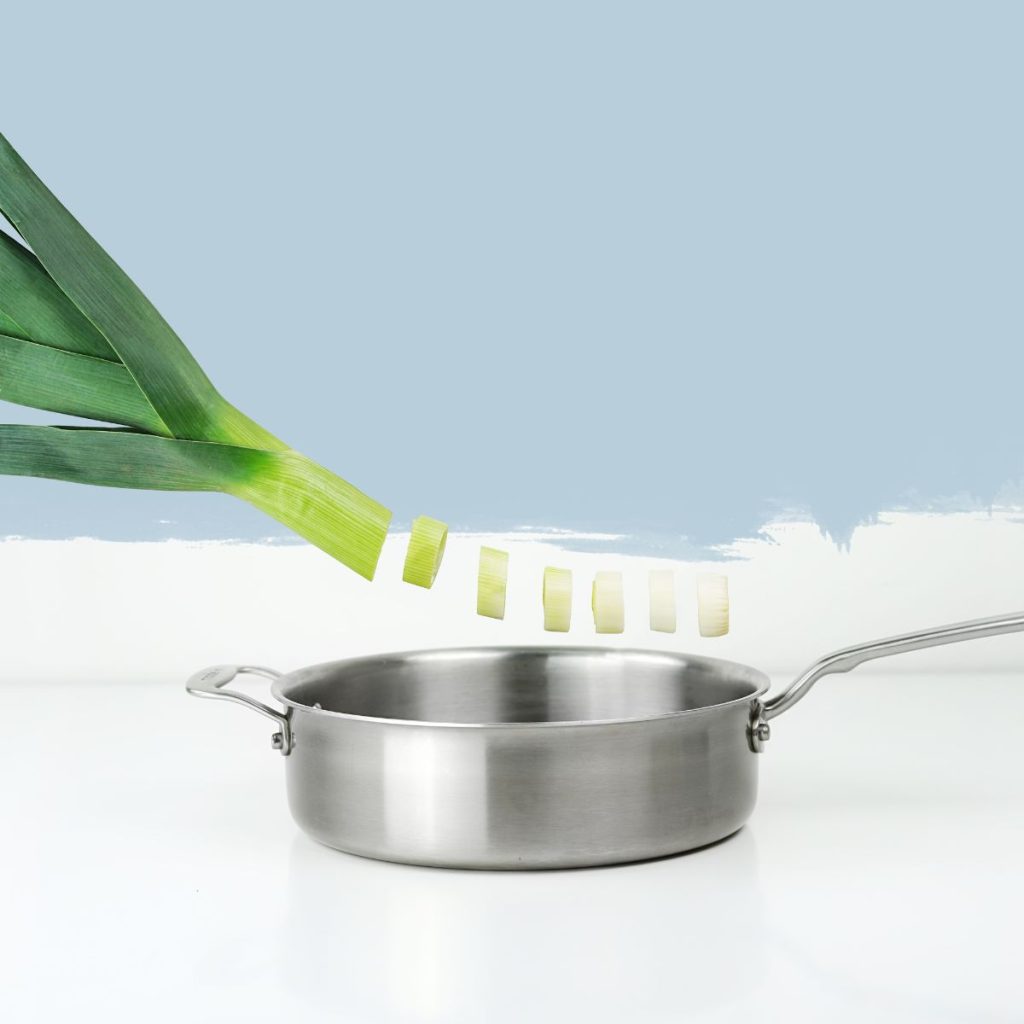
5;671;1023;1023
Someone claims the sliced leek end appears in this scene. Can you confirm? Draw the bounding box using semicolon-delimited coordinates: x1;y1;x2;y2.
543;566;573;632
697;573;729;637
592;570;624;634
477;546;509;619
403;515;448;588
649;569;677;633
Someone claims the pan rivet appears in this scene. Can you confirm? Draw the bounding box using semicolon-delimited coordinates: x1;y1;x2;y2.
271;732;284;750
753;722;770;743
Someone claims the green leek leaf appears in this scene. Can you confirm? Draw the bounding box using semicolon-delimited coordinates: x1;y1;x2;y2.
0;305;24;337
0;333;168;433
0;137;393;579
0;135;281;449
0;230;117;359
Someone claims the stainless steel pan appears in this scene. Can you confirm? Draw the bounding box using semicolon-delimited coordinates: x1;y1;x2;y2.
187;612;1024;869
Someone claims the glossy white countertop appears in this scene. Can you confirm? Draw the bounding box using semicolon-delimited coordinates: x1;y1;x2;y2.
5;671;1023;1023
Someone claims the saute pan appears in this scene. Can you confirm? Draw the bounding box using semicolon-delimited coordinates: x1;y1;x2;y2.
187;612;1024;869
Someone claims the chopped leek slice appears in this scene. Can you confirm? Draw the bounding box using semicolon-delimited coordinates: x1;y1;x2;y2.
477;546;509;619
648;569;676;633
543;566;573;632
403;515;448;588
591;570;624;634
697;573;729;637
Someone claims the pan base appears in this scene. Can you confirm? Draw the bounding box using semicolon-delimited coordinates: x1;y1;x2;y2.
295;821;751;871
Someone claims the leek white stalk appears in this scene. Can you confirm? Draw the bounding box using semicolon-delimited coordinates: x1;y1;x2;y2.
543;567;573;632
591;571;624;634
477;546;509;619
697;573;729;637
648;569;676;633
403;515;448;588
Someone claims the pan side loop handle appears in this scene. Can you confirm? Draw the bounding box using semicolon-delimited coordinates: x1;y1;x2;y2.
186;664;292;755
749;611;1024;750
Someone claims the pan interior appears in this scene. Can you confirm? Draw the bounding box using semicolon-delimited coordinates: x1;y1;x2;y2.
279;648;767;726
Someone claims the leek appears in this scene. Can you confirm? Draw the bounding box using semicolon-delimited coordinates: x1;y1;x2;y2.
403;516;448;588
0;134;390;579
648;569;676;633
591;571;624;634
0;426;389;580
0;231;115;358
543;567;572;632
697;574;729;637
476;546;509;619
0;335;165;432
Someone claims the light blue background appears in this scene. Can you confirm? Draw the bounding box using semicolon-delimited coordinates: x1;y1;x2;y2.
2;1;1023;553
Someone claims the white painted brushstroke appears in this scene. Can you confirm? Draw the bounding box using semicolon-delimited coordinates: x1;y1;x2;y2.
4;508;1024;683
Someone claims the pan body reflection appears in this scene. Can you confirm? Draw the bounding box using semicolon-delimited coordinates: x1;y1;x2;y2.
276;647;768;868
283;826;765;1023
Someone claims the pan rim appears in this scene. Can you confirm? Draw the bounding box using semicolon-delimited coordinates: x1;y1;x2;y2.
269;645;771;730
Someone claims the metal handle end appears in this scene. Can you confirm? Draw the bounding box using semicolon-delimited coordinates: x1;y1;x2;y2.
186;663;292;755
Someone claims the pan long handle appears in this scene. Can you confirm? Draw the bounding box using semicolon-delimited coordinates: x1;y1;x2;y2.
749;611;1024;750
186;664;292;755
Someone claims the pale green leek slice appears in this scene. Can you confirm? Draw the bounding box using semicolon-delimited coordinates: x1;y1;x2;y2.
697;573;729;637
403;515;448;588
477;546;509;619
648;569;676;633
591;570;624;634
543;566;573;632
